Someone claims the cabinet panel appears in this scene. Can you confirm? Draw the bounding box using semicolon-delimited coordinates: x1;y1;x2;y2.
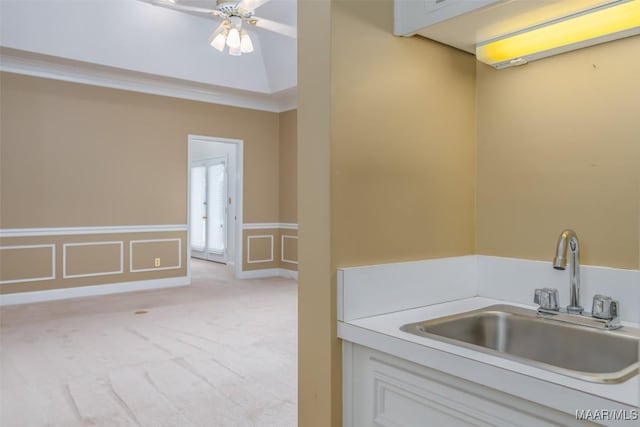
373;371;492;426
346;343;598;427
394;0;500;36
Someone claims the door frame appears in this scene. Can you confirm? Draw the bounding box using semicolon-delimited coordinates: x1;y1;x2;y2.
187;134;243;279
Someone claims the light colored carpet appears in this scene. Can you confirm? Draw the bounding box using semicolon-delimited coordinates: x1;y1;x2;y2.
0;260;297;427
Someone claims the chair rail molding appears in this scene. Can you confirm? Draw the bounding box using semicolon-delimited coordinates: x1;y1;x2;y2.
242;223;298;230
0;224;188;237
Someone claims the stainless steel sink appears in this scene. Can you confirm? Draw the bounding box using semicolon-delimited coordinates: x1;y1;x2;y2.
400;304;640;383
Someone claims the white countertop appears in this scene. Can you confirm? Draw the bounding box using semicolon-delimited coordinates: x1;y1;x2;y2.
338;297;640;411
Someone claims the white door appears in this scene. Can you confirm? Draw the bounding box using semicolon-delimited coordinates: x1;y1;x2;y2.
190;158;228;263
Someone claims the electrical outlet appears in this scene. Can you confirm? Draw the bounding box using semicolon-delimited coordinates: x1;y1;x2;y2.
154;258;161;267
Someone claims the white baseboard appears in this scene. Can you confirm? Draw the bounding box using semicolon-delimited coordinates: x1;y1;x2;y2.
279;269;298;280
237;268;298;280
0;276;190;306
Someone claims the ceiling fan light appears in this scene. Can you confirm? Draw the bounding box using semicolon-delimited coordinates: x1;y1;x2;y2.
226;27;241;48
210;31;227;52
209;20;230;51
240;31;254;53
229;45;242;56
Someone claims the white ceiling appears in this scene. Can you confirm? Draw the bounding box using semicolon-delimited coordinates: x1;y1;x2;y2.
0;0;297;111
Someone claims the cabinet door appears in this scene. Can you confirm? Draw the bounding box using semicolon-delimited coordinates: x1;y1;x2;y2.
346;343;598;427
394;0;500;36
370;370;494;426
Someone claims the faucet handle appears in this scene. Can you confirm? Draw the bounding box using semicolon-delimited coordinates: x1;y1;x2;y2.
592;295;620;320
534;288;559;311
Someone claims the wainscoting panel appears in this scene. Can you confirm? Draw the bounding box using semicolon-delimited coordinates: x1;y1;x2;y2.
63;241;123;279
0;227;187;297
280;233;298;270
242;225;298;273
130;238;182;272
247;235;274;264
0;244;56;284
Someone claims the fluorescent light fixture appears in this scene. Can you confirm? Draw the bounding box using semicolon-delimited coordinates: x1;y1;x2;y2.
476;0;640;69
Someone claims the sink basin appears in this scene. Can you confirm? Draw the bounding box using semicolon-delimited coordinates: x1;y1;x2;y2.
400;304;640;383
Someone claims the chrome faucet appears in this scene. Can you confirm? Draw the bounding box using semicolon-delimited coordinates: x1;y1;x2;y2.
533;229;622;330
552;229;583;314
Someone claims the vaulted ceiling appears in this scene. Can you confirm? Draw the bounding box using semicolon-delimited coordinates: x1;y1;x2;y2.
0;0;297;111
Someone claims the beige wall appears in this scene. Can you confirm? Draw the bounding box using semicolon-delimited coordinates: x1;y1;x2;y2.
0;72;291;292
331;0;476;268
240;109;298;272
476;35;640;269
279;109;298;224
298;0;477;425
0;72;281;228
298;0;335;425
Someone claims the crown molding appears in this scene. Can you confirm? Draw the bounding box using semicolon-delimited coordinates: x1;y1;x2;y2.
0;47;297;112
273;87;298;112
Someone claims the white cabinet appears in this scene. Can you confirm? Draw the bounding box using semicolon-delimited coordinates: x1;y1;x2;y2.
343;342;599;427
394;0;500;36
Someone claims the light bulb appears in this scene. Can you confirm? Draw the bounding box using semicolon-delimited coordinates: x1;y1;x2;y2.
208;21;229;52
229;45;242;56
226;28;240;49
210;31;227;52
240;31;254;53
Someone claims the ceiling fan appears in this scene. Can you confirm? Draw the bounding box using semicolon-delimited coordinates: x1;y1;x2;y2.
139;0;296;56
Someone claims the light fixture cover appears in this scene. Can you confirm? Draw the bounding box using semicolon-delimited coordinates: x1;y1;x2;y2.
476;0;640;69
226;27;241;49
240;31;254;53
211;32;227;51
209;21;229;51
229;45;242;56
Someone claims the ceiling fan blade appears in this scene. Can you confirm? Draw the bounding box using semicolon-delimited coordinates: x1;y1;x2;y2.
139;0;225;19
251;17;296;38
237;0;272;12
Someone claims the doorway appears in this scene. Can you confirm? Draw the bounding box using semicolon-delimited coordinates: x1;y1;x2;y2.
190;157;228;263
188;135;243;278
